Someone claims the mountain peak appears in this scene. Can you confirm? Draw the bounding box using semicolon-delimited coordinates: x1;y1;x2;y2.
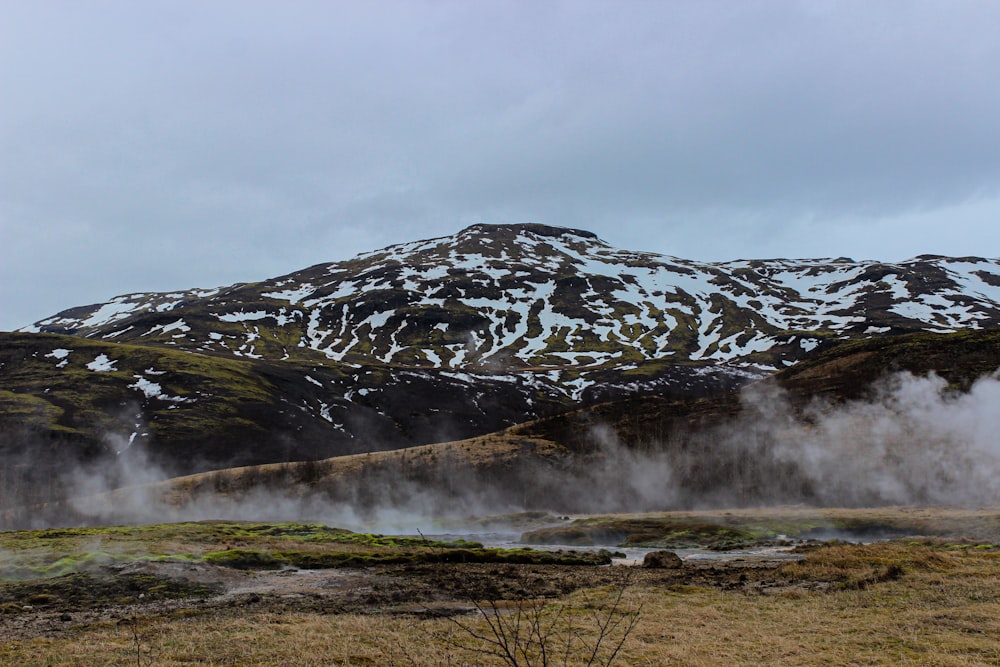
458;222;601;242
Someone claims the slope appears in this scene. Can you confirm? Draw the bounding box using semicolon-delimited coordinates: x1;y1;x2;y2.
0;331;573;513
63;328;1000;527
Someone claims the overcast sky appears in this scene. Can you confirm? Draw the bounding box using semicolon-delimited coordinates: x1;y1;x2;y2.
2;1;1000;331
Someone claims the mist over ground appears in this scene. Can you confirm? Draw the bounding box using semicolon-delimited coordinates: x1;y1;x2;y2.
3;371;998;533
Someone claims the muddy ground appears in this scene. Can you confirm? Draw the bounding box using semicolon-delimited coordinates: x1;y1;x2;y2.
0;552;802;642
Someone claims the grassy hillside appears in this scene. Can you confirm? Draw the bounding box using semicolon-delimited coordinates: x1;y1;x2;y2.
0;330;573;517
519;328;1000;446
776;327;1000;399
4;329;999;525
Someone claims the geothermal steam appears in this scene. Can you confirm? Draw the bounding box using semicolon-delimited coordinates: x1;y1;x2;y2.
4;370;998;530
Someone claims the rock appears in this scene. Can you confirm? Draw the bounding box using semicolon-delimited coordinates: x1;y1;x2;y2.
642;550;683;569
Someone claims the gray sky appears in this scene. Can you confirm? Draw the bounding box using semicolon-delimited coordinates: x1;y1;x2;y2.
3;1;1000;331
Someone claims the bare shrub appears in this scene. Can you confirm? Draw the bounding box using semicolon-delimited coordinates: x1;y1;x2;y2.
427;577;642;667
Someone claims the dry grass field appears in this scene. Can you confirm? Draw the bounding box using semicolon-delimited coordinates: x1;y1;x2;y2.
2;508;998;666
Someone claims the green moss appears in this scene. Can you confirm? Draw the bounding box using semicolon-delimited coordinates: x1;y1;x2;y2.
41;551;120;577
521;517;761;550
0;390;62;420
202;549;283;569
0;332;285;454
0;521;506;579
524;300;545;339
198;544;609;571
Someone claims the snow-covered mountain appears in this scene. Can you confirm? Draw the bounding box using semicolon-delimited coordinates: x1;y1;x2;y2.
26;223;1000;380
6;224;1000;504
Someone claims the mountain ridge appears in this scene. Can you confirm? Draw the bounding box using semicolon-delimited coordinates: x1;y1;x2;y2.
4;224;1000;520
21;224;1000;385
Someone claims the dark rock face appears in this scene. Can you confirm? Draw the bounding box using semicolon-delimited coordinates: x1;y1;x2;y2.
642;550;683;569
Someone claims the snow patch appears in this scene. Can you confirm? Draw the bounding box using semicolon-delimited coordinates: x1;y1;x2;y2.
216;310;269;322
79;299;145;328
128;375;192;403
46;348;72;368
143;319;191;336
262;285;315;304
103;326;135;338
86;354;117;372
799;338;821;352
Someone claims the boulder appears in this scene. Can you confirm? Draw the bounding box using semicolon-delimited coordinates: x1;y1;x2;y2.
642;550;683;569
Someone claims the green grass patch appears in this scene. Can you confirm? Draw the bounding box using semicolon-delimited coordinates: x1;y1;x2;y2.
0;520;603;581
521;517;760;549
